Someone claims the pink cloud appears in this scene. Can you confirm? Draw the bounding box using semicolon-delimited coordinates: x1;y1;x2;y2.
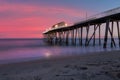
0;3;89;17
0;3;92;38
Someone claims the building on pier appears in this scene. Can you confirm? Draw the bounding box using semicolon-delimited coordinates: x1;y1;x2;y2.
52;21;68;29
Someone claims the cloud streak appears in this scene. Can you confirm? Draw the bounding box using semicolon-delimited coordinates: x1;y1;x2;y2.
0;1;93;38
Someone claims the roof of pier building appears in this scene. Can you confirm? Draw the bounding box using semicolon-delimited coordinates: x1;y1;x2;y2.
52;21;67;28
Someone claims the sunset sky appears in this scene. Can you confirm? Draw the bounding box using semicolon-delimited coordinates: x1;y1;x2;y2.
0;0;120;38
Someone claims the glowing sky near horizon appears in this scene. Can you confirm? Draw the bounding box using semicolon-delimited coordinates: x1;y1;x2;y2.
0;0;120;38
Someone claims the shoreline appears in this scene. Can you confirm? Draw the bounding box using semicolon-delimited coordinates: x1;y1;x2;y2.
0;50;120;80
0;50;107;65
0;49;116;65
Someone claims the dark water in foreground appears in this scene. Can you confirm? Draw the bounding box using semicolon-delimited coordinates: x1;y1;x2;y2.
0;38;119;64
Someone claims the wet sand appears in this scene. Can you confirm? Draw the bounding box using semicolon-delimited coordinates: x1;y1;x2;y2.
0;50;120;80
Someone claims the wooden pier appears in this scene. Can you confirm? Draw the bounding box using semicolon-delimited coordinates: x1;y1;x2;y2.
43;7;120;48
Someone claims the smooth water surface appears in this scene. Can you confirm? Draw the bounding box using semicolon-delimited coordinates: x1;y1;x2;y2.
0;38;119;64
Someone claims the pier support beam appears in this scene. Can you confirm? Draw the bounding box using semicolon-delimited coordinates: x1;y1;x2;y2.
116;21;120;47
55;32;58;44
78;28;81;45
59;32;62;45
93;24;96;46
85;25;89;46
80;27;83;46
109;21;116;48
75;28;78;45
66;30;69;45
72;29;75;45
111;21;114;47
87;25;98;46
103;19;110;48
108;23;116;48
99;24;101;46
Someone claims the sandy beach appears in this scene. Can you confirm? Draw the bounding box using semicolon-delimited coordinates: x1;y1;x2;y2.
0;50;120;80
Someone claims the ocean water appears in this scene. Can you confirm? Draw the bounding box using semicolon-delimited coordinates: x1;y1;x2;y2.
0;38;119;64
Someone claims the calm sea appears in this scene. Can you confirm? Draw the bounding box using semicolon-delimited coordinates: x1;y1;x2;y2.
0;38;119;64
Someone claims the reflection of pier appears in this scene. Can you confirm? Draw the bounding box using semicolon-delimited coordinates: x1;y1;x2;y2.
43;7;120;48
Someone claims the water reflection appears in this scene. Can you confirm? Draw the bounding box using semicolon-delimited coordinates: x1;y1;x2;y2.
45;52;52;58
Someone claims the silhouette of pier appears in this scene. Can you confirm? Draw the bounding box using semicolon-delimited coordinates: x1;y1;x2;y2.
43;7;120;48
